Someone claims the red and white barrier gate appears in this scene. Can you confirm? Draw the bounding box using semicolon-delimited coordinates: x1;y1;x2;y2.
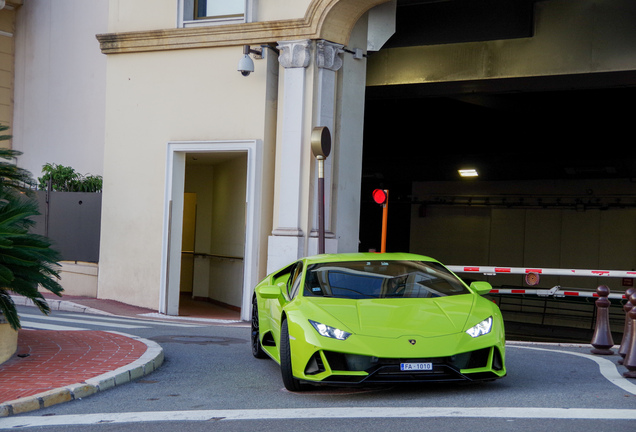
446;265;633;300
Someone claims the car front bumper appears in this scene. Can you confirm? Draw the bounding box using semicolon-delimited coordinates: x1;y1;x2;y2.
286;317;506;385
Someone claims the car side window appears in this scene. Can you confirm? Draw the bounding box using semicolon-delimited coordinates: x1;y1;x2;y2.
287;262;303;300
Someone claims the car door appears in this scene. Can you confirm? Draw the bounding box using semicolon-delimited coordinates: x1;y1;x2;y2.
264;261;302;361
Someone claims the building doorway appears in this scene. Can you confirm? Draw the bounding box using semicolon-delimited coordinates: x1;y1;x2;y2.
162;140;263;321
182;152;246;318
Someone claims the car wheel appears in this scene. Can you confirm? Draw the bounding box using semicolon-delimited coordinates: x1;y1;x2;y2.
251;296;267;359
280;318;303;391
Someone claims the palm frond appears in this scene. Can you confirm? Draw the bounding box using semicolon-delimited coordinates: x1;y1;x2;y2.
0;290;20;330
0;127;63;330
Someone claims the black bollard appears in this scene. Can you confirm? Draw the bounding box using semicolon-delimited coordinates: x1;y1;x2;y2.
622;293;636;378
590;285;614;355
618;287;635;364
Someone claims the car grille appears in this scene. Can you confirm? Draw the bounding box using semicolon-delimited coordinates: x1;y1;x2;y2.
305;346;503;384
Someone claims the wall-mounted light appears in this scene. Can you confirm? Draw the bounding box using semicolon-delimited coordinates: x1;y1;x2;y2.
459;168;479;178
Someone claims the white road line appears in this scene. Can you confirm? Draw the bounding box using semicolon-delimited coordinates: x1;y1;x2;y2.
18;314;150;330
1;407;636;428
509;345;636;395
54;313;205;328
18;321;86;331
139;312;241;324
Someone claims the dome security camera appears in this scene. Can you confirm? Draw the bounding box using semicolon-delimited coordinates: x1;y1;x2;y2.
238;54;254;77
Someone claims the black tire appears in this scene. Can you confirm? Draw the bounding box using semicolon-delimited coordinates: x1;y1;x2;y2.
280;319;303;391
251;296;267;359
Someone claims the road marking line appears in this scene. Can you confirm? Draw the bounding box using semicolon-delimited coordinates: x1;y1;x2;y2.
55;314;205;327
18;321;86;331
509;345;636;395
19;314;150;330
139;312;241;324
2;407;636;427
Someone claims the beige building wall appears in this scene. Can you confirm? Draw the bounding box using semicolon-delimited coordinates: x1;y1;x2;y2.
98;46;275;310
107;0;313;33
97;0;382;313
108;0;175;32
256;0;313;22
0;1;21;136
12;0;107;178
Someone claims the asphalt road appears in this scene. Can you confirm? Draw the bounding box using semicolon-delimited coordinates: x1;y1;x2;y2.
1;306;635;431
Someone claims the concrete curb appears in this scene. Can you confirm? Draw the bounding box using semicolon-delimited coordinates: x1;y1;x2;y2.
0;332;164;417
11;295;114;316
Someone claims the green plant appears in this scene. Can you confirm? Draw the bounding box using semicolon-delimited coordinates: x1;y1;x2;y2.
0;125;63;330
38;163;102;192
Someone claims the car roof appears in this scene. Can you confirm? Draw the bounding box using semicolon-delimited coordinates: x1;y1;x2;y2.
301;252;440;265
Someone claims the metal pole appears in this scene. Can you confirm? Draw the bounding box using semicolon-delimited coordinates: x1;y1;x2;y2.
381;189;388;253
317;156;325;254
45;177;51;237
311;127;331;255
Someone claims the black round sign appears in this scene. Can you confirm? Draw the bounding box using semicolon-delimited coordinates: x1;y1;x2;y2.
311;127;331;159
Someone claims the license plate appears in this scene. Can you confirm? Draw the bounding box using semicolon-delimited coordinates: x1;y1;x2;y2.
400;362;433;371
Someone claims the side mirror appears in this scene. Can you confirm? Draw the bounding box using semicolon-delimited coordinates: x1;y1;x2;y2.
470;281;493;296
259;285;282;299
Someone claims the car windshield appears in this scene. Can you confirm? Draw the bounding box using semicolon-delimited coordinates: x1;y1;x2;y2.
303;260;470;299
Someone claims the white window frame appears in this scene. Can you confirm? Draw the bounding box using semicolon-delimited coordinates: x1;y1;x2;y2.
177;0;256;28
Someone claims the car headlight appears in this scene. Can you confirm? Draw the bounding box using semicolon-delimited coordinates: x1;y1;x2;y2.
465;316;493;338
309;320;351;340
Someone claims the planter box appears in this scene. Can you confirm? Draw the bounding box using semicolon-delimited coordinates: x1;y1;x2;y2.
0;319;18;365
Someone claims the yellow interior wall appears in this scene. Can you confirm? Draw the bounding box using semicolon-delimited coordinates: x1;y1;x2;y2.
0;6;16;131
180;192;197;293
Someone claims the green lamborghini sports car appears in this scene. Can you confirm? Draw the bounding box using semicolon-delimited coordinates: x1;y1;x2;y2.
251;253;506;391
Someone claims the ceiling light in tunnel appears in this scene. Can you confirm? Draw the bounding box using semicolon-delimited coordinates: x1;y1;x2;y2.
459;169;479;178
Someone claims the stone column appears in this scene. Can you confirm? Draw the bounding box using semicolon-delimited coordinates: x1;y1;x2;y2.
267;40;312;273
309;40;344;255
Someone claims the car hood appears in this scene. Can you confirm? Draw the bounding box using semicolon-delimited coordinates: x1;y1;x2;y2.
304;295;476;338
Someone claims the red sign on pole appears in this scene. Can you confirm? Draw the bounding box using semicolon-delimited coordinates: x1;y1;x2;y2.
372;189;388;205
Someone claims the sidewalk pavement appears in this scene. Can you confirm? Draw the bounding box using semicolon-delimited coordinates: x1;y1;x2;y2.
0;296;165;417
